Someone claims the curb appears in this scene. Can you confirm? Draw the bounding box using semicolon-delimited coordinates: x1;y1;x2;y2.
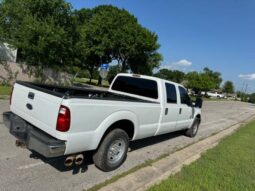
98;117;254;191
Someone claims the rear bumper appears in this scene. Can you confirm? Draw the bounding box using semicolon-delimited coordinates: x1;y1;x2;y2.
3;112;66;158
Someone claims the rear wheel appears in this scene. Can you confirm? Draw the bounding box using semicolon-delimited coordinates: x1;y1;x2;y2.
93;129;129;171
185;118;200;137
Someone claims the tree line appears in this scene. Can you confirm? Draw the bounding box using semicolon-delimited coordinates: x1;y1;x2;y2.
0;0;241;98
154;67;235;94
0;0;162;82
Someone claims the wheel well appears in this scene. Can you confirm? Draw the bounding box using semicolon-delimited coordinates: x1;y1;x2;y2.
196;114;201;122
102;120;135;141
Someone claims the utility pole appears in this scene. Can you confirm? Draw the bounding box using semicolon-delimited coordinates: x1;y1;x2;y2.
241;82;245;92
244;84;248;102
244;84;248;94
239;82;245;101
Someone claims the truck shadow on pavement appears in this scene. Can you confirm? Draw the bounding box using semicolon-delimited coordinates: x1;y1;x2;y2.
129;131;182;151
28;131;184;174
29;151;93;175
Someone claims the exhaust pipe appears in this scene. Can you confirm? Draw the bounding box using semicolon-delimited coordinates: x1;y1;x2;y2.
64;155;75;167
74;154;84;166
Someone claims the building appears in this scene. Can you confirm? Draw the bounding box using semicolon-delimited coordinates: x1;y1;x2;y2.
0;42;17;62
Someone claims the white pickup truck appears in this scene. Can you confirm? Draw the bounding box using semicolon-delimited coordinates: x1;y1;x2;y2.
3;73;202;171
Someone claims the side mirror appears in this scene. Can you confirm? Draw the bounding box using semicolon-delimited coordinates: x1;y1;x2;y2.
195;97;203;108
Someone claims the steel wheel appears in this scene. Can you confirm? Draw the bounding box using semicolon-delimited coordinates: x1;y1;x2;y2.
93;129;129;171
107;139;126;164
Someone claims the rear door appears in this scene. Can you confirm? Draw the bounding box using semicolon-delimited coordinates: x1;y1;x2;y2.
157;82;179;135
176;86;193;129
10;82;64;137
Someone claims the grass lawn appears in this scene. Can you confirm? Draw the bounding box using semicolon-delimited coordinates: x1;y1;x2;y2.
74;77;109;88
148;120;255;191
0;85;12;95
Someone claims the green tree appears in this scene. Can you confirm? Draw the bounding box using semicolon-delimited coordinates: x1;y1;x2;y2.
153;69;185;83
0;0;74;81
248;93;255;103
1;2;162;83
76;5;161;75
203;67;222;89
185;68;222;93
185;71;215;92
106;65;121;84
222;81;235;95
236;91;249;102
74;8;110;83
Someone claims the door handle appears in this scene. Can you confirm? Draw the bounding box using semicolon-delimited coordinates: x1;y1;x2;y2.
179;108;182;114
165;108;168;115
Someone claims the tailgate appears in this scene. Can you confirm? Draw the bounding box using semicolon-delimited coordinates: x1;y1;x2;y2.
10;82;64;138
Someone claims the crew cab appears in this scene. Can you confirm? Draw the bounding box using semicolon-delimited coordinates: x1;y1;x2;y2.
3;73;202;171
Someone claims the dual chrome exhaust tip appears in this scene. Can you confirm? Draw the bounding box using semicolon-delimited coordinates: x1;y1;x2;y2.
64;154;84;167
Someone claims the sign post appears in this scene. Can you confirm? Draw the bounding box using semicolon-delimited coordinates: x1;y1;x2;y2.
99;63;109;79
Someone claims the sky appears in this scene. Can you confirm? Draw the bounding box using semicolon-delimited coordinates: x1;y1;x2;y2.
68;0;255;93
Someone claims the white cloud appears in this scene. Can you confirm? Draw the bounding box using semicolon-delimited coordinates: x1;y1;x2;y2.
174;59;192;67
239;73;255;80
160;59;192;72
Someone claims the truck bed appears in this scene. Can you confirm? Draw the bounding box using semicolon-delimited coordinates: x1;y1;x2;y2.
11;80;161;151
16;81;153;102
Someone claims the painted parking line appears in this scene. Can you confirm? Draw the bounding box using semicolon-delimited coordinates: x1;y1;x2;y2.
17;162;45;170
17;158;59;170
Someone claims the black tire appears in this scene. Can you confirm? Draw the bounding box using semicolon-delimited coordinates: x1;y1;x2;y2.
93;129;129;172
185;118;200;137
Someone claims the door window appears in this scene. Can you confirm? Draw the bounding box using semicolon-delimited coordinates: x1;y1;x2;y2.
165;83;177;103
178;86;191;106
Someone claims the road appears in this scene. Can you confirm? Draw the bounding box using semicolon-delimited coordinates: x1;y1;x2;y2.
0;100;255;191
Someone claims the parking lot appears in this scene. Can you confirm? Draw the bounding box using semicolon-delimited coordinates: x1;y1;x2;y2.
0;100;255;191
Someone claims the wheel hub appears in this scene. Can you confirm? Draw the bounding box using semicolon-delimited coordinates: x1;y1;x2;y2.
107;139;125;164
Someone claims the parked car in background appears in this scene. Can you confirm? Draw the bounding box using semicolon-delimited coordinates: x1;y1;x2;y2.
207;91;225;98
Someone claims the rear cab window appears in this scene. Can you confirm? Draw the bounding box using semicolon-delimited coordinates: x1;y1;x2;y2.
111;76;158;99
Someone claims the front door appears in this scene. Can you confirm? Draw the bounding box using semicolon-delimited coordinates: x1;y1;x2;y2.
157;82;179;135
176;86;193;129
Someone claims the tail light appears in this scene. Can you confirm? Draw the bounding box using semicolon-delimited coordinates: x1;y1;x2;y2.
56;105;71;132
9;87;14;105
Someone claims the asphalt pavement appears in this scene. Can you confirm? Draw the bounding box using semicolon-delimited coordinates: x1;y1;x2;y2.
0;100;255;191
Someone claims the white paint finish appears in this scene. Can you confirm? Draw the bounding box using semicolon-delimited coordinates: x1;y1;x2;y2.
63;99;161;154
175;85;195;129
156;81;179;135
177;104;193;129
10;74;201;155
10;83;66;140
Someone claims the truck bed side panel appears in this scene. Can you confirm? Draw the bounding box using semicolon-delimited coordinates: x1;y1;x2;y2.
62;98;161;154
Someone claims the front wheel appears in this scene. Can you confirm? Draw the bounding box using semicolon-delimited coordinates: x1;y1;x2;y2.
93;129;129;171
185;118;200;137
